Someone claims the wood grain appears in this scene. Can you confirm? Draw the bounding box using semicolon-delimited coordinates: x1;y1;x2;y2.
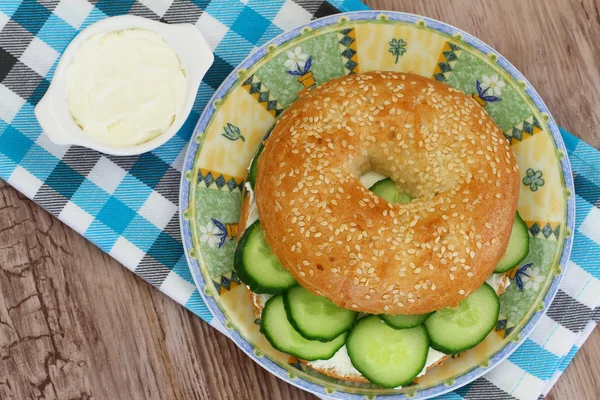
0;0;599;399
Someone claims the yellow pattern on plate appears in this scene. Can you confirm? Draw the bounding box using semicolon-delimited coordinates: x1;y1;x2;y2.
353;22;447;75
513;129;565;223
195;86;274;178
219;285;291;364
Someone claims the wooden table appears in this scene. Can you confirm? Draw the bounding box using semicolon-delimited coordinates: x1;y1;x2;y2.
1;0;599;398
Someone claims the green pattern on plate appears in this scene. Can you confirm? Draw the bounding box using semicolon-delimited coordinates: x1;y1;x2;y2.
388;38;407;63
523;168;545;191
194;187;241;278
255;32;345;107
445;51;531;131
500;237;557;323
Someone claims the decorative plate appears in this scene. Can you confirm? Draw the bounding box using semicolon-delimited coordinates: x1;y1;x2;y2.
180;11;575;399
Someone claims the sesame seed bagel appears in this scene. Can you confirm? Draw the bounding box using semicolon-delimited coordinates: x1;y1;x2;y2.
254;72;519;315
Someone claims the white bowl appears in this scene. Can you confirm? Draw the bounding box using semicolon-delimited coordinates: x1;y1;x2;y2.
34;15;214;156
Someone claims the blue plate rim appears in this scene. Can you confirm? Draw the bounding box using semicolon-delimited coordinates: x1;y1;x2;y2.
179;10;576;400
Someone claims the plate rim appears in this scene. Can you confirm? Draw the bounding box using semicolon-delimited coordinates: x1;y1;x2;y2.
179;10;576;400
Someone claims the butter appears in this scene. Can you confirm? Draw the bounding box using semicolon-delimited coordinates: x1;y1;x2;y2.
65;29;187;146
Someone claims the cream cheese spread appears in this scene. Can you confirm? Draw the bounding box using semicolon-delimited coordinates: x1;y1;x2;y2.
244;182;259;227
307;343;446;384
65;29;187;146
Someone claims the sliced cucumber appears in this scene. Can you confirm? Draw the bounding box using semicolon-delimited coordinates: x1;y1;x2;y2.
425;283;499;354
494;212;530;273
380;312;434;330
369;178;412;204
346;316;430;388
234;221;297;294
248;142;264;189
283;286;358;342
261;295;347;361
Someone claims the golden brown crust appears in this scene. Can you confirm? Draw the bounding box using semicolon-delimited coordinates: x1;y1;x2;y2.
254;72;519;315
246;284;263;319
238;193;251;235
300;359;370;383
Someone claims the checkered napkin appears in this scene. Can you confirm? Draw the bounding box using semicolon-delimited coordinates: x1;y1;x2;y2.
0;1;598;399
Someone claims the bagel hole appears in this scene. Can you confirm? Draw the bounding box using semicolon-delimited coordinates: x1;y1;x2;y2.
354;147;429;203
360;170;414;204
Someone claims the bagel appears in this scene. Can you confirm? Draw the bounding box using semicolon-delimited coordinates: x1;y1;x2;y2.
253;72;519;315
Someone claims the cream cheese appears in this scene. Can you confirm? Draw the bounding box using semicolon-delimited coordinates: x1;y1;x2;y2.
307;343;446;385
486;273;511;293
358;171;388;189
307;345;362;380
244;182;259;227
65;29;187;146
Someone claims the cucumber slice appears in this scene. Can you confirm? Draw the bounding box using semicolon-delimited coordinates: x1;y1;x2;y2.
283;286;358;341
234;221;297;294
494;212;530;273
369;178;412;204
261;295;347;361
248;143;264;189
346;316;430;388
425;283;499;354
380;312;434;329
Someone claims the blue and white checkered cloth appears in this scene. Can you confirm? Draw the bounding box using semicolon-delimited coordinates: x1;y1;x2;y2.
0;1;597;398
